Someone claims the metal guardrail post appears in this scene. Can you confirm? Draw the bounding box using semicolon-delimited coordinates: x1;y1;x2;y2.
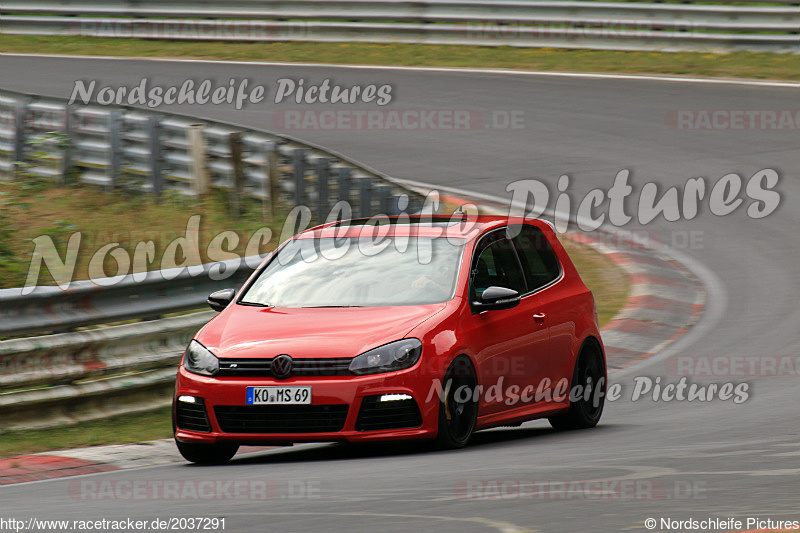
187;123;208;195
229;131;244;220
390;194;405;216
359;178;372;218
265;140;279;219
108;109;122;188
337;166;351;208
293;148;306;207
316;157;330;223
377;185;393;216
147;115;163;197
12;98;28;171
60;105;74;185
406;196;422;215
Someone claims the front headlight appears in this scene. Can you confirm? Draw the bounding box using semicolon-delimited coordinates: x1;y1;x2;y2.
349;338;422;375
183;340;220;376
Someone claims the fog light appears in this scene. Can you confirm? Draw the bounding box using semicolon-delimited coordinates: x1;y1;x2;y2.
178;395;198;404
379;394;413;402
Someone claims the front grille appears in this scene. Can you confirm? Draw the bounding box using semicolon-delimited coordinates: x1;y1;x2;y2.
217;358;352;377
214;405;349;433
355;395;423;432
175;398;211;432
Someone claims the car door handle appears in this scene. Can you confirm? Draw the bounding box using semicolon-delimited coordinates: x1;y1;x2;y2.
533;313;546;324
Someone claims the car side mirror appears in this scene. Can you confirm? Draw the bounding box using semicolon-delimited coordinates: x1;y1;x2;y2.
208;289;236;312
473;286;521;312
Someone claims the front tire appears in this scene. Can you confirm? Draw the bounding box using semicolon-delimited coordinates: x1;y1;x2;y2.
175;440;239;465
436;355;479;449
549;340;606;431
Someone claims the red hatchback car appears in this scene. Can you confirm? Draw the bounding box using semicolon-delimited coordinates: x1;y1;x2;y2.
174;215;606;463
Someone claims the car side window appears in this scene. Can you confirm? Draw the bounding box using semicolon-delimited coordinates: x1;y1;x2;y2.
511;224;562;293
470;231;526;300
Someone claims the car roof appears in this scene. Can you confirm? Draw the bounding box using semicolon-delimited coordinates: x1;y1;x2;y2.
297;215;552;241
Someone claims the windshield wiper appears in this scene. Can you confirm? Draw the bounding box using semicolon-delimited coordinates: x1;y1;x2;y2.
301;305;363;308
239;301;274;308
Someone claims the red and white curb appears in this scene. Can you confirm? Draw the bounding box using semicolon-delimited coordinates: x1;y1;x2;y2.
0;442;284;485
0;454;118;485
0;441;178;485
566;232;706;370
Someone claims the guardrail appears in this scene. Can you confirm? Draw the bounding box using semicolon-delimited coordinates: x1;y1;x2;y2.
0;258;260;339
0;253;261;431
0;313;211;431
0;89;423;217
1;0;799;52
0;87;428;432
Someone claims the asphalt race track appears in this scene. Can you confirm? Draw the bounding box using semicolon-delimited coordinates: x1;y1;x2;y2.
1;55;799;533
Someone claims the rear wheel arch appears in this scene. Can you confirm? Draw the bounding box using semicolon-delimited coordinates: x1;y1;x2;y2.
549;336;606;431
569;334;605;379
582;335;605;363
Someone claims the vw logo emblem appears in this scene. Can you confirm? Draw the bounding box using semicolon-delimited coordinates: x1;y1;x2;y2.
271;354;293;379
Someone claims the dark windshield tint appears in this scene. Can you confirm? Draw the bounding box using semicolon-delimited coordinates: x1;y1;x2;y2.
240;237;466;307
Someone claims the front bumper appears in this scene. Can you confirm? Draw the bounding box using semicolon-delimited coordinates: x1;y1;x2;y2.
174;365;441;445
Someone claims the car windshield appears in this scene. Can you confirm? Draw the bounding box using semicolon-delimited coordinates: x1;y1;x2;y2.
240;236;466;308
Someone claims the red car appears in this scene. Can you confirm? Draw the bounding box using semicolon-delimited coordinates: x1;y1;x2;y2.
174;215;606;464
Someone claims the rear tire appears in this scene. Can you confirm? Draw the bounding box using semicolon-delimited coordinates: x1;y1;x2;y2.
549;340;606;431
436;356;479;449
175;440;239;465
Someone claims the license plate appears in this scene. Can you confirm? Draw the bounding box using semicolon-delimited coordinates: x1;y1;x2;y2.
246;386;311;405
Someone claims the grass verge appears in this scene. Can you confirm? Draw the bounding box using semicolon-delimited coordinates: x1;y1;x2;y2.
0;180;285;289
1;35;799;80
564;240;630;328
0;407;173;459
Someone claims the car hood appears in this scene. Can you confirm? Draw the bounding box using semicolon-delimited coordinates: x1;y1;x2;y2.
197;303;448;359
